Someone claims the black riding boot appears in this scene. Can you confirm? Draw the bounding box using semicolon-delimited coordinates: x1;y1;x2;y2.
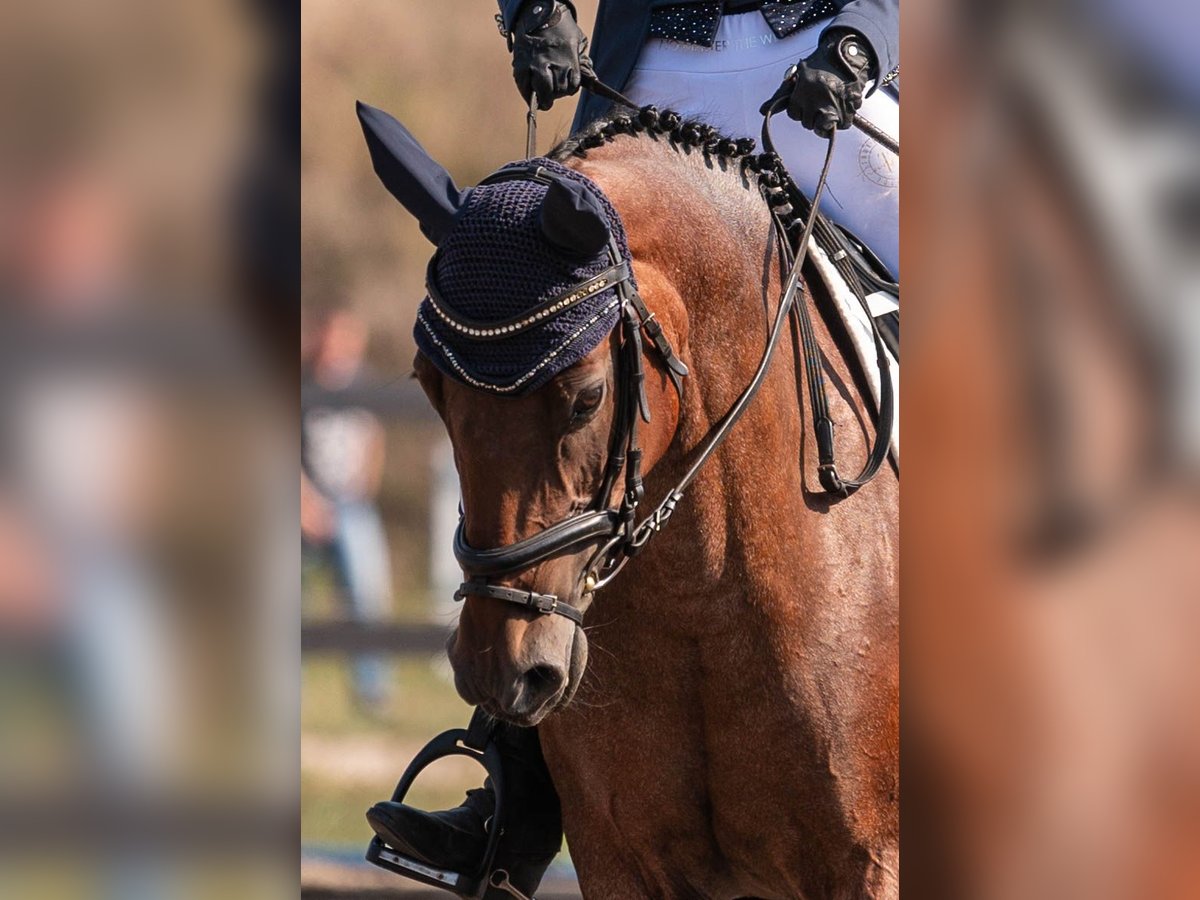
367;713;562;898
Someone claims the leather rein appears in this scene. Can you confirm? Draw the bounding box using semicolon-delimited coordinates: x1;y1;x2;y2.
452;76;896;626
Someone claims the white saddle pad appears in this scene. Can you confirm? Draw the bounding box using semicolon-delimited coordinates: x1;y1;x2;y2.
805;242;900;467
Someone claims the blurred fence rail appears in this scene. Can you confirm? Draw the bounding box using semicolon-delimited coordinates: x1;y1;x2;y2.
301;620;450;655
301;382;439;419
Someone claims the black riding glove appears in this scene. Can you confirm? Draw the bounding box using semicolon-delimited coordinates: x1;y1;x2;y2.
512;0;593;111
787;30;876;137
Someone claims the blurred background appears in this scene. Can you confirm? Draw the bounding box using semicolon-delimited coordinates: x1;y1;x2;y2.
902;0;1200;897
0;0;297;897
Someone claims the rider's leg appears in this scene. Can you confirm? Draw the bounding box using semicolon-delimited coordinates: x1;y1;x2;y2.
367;711;562;896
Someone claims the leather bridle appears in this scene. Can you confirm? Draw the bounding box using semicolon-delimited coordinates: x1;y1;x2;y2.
449;79;897;628
449;163;688;626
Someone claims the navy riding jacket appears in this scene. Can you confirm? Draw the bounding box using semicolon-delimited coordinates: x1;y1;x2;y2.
498;0;899;127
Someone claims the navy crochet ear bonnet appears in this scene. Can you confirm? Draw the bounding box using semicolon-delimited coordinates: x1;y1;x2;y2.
414;158;632;395
355;101;633;397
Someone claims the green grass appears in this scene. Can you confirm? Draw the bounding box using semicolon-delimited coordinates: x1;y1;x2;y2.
302;771;388;848
302;655;478;846
301;656;468;738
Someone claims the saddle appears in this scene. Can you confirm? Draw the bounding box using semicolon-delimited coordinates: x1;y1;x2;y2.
835;221;900;358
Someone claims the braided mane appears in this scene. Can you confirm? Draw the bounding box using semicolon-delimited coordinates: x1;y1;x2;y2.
549;105;804;234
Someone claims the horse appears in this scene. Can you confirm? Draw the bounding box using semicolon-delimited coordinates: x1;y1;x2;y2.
410;110;900;899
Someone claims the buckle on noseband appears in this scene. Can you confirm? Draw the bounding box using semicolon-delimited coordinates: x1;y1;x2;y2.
456;578;584;626
531;592;558;615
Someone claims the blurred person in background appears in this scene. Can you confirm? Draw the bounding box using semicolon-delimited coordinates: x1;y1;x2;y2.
1;1;295;896
3;158;181;788
301;306;396;715
366;1;898;896
1;157;183;900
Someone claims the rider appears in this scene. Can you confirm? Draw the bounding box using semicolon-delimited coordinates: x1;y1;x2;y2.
367;1;898;896
511;0;899;277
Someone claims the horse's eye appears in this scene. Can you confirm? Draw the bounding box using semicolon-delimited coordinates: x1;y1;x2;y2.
570;385;604;424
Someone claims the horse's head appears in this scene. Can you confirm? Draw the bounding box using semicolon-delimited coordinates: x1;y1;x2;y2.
416;338;621;724
357;102;685;724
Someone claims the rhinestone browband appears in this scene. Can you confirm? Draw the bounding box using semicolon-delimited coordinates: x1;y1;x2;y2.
416;297;622;394
424;258;631;342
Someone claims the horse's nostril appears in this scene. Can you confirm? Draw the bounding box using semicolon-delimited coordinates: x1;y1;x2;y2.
496;662;568;721
513;663;566;716
525;664;565;694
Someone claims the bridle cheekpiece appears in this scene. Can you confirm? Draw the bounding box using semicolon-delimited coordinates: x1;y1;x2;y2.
437;162;689;626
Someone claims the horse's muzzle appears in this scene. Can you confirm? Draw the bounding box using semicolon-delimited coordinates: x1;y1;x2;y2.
447;599;586;727
455;659;567;728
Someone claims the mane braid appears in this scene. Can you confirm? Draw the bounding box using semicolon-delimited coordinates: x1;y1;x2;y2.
548;105;806;236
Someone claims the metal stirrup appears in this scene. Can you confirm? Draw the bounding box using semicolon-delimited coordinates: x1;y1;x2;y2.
490;870;535;900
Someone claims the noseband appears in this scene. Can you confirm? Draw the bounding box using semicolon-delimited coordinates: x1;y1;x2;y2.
449;163;688;626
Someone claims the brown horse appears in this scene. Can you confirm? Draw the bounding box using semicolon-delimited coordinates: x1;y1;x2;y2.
415;116;899;898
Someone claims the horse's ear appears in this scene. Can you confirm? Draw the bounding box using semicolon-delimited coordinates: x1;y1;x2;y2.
356;101;468;245
540;179;611;258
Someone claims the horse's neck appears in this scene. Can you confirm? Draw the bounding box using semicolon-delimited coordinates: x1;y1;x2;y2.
583;143;893;627
650;235;891;628
552;147;899;886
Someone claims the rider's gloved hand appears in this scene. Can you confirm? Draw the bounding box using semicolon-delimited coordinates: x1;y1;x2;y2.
511;0;593;110
787;30;876;137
